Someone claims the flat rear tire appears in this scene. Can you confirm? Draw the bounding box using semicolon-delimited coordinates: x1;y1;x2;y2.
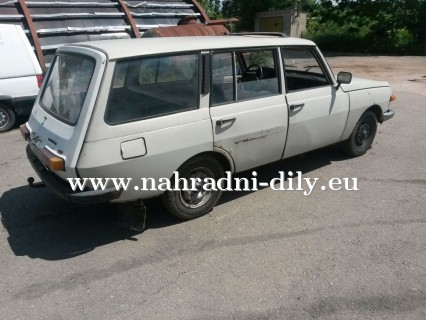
162;156;224;220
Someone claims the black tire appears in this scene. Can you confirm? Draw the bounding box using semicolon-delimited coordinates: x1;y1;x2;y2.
0;104;16;133
343;110;377;157
162;156;224;220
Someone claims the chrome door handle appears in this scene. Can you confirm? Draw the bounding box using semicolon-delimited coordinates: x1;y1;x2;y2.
289;103;305;110
216;118;236;126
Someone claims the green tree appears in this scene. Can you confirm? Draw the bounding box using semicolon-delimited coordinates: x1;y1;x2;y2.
198;0;223;19
306;0;425;54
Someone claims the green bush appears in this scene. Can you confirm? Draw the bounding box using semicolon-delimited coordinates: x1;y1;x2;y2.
394;28;415;48
305;23;419;54
303;0;424;55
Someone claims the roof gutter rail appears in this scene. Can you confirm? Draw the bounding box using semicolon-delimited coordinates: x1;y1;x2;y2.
229;32;288;38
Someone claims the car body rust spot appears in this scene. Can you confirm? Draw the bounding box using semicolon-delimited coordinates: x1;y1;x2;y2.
234;127;284;145
235;135;268;144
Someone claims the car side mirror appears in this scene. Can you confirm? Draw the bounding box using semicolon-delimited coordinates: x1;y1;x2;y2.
337;71;352;84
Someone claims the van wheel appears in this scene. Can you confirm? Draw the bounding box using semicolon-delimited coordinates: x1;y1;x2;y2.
162;156;224;220
0;104;16;132
342;111;377;157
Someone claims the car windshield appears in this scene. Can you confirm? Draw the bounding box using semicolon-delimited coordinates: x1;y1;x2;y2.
40;54;95;125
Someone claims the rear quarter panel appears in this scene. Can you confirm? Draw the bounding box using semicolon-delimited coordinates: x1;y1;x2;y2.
78;60;213;202
77;118;213;201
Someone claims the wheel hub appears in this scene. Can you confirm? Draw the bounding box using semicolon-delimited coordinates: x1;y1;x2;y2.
356;123;370;146
180;170;213;209
0;109;7;127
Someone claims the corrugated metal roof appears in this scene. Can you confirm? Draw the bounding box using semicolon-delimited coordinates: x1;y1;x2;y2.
0;0;208;68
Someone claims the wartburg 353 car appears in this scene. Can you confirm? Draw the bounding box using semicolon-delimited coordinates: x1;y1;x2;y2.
21;34;396;219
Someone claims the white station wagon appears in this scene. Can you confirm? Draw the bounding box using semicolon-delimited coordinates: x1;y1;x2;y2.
21;34;395;219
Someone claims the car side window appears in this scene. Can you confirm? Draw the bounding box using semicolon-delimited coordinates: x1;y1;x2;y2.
106;53;199;124
211;48;280;106
282;48;331;92
211;52;235;105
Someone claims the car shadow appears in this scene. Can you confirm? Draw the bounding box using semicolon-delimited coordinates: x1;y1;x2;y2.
218;146;349;204
0;146;350;261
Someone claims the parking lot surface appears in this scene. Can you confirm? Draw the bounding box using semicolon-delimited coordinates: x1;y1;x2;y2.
0;56;425;319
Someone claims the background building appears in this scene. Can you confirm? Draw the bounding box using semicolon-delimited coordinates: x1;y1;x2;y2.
255;10;307;38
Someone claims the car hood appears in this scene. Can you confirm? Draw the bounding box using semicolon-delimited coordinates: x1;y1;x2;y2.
341;77;389;92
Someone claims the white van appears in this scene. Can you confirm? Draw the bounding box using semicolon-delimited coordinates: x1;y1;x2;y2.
21;35;395;219
0;24;43;132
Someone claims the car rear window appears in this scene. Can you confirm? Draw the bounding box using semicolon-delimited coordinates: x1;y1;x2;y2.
105;53;199;125
40;54;95;125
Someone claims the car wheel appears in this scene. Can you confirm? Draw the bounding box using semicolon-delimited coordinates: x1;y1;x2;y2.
162;156;224;220
0;104;16;133
343;110;377;157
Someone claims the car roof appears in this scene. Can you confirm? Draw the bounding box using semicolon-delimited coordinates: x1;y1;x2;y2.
62;35;316;60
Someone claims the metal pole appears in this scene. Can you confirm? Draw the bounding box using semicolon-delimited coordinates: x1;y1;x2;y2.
117;0;141;38
17;0;46;72
190;0;210;24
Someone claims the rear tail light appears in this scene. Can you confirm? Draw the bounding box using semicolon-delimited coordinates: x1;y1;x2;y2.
21;124;65;171
390;95;397;102
36;75;44;88
20;124;30;141
41;147;65;172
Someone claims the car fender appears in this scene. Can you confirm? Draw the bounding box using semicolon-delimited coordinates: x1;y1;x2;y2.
341;86;391;141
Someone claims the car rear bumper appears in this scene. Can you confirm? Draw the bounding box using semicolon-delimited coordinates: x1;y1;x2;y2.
26;144;122;205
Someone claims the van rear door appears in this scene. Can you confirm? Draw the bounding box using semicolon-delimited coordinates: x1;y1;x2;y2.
25;46;106;179
0;24;42;82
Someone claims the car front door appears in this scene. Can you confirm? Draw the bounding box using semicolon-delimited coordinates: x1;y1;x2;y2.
209;48;288;172
282;47;350;158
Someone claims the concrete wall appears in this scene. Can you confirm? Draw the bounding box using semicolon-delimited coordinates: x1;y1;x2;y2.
255;10;307;38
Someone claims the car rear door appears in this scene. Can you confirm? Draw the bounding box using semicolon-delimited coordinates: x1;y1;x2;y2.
209;48;288;173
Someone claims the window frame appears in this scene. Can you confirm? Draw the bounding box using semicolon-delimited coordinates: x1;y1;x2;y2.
39;52;96;126
210;46;282;107
104;51;202;126
281;46;334;93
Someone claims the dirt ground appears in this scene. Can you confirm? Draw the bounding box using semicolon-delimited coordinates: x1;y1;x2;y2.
326;56;426;94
